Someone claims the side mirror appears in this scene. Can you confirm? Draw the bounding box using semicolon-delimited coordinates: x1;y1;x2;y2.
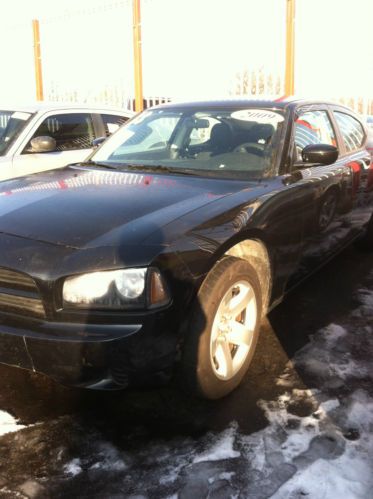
302;144;338;166
92;136;106;148
30;135;56;153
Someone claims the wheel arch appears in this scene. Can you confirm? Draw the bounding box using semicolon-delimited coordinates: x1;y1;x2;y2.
224;237;272;316
323;183;340;199
319;184;341;209
204;232;273;317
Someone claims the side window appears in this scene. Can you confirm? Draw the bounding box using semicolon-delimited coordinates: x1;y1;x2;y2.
25;113;94;152
334;112;365;152
101;114;130;137
293;110;336;162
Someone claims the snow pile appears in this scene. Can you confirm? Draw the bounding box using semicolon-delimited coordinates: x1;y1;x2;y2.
64;441;128;477
193;425;240;463
237;289;373;498
89;442;127;471
64;458;82;477
267;288;373;498
251;388;373;499
0;410;25;437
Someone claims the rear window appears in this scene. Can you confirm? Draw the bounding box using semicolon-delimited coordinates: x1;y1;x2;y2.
334;112;365;152
101;114;130;136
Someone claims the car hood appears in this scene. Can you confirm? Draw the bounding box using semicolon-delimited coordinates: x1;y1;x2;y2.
0;166;260;249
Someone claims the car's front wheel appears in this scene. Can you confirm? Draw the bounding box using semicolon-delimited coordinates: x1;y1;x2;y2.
317;189;338;231
181;256;262;399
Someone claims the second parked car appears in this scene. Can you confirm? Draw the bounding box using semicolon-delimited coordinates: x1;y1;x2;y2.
0;102;134;181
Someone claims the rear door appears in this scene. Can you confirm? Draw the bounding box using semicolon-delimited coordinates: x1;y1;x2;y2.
285;105;361;284
331;108;373;230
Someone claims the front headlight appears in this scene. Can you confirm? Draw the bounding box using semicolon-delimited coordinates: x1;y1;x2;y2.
63;268;170;310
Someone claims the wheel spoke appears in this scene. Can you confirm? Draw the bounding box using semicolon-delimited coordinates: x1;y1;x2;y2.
228;321;252;346
229;286;254;318
222;290;233;311
215;338;233;378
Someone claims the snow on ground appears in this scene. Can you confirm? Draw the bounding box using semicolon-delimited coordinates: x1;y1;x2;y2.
2;275;373;498
0;410;25;437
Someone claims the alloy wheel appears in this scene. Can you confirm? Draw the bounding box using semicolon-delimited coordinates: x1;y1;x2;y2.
210;280;257;380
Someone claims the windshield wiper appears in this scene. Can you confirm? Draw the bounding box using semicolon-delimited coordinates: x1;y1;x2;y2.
118;164;201;176
76;161;201;176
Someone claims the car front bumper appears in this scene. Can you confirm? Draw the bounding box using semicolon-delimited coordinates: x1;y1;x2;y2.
0;233;193;389
0;314;179;389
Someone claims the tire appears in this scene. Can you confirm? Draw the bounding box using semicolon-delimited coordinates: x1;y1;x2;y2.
316;189;338;232
181;256;262;399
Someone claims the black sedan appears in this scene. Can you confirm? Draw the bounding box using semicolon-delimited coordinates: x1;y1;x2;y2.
0;99;371;399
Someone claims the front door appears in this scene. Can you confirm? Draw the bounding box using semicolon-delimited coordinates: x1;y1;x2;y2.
11;112;94;181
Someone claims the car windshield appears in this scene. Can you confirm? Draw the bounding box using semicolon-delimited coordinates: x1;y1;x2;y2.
0;110;33;156
92;106;286;179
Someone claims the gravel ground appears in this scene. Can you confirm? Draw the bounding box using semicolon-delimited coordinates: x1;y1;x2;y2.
0;245;372;499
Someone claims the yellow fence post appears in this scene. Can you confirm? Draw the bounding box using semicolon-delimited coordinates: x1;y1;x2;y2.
32;19;44;101
133;0;144;112
285;0;296;96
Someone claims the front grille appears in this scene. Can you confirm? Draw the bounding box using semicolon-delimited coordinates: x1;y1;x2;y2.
0;268;46;319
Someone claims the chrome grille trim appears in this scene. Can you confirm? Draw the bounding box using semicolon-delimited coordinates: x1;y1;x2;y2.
0;268;38;292
0;268;45;319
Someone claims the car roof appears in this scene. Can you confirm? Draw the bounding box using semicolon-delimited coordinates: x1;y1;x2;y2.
150;97;354;112
0;101;134;115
